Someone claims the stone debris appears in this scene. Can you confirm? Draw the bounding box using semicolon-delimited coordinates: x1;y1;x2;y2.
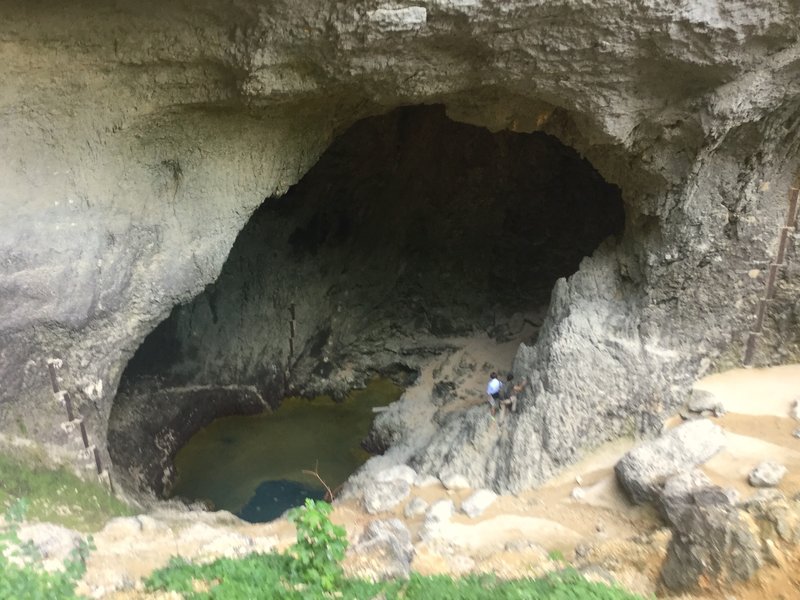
748;461;788;488
686;389;725;417
404;496;429;518
570;487;586;501
375;464;418;485
419;499;455;541
460;489;497;518
439;473;471;491
347;519;414;581
615;419;725;504
367;6;427;31
742;492;800;545
791;398;800;421
363;480;411;514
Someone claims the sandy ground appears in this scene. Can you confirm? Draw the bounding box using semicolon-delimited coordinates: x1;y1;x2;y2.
82;335;800;599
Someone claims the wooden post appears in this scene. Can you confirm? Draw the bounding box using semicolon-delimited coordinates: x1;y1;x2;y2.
47;362;60;393
79;420;90;448
92;447;103;475
742;184;800;366
62;391;75;422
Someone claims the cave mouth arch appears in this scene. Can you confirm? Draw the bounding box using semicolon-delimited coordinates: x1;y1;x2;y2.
108;104;625;505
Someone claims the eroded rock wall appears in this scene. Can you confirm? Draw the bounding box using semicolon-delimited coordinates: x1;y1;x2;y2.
2;0;800;491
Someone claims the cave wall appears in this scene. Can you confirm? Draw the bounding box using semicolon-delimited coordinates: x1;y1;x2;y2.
2;0;800;490
108;106;624;492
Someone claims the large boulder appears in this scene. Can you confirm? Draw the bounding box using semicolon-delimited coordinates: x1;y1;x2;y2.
615;420;725;504
661;486;762;592
659;469;714;525
748;461;788;488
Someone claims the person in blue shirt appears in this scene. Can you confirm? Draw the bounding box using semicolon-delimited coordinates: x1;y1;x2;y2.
486;372;503;416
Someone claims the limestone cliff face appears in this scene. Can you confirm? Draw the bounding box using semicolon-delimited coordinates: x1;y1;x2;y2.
1;0;800;491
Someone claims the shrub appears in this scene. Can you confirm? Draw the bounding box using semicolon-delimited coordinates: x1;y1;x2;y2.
286;498;348;591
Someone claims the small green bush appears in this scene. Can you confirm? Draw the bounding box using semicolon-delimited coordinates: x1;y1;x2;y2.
287;498;348;591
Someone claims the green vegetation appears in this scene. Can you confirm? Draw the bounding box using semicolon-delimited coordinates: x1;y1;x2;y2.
0;499;91;599
287;498;348;591
147;499;648;600
147;553;648;600
0;448;133;532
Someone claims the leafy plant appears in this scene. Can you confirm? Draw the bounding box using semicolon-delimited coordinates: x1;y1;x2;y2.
286;498;348;591
547;549;565;562
0;498;93;600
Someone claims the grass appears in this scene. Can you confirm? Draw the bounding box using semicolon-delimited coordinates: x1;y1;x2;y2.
146;553;650;600
0;448;133;532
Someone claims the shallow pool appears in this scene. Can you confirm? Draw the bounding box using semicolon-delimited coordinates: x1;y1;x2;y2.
170;378;402;522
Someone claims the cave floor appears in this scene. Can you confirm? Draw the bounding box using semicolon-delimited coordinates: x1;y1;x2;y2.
77;354;800;599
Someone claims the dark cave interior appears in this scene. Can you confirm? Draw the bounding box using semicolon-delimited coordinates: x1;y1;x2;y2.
108;104;625;496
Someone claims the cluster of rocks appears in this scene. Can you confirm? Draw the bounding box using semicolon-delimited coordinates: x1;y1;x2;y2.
614;418;797;593
344;462;502;581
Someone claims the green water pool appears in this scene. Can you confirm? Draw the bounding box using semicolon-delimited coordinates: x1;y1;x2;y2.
170;378;402;521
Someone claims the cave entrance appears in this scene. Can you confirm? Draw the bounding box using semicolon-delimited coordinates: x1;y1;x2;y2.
108;104;624;519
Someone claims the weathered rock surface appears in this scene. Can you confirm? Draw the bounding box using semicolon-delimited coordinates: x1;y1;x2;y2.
615;420;726;504
742;492;800;545
363;480;411;515
661;486;762;592
659;469;714;525
686;390;725;417
2;0;800;499
748;461;788;488
440;473;471;491
460;489;498;518
346;518;414;581
419;499;455;541
375;465;418;486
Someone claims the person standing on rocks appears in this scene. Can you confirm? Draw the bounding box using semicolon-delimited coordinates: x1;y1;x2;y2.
500;373;525;414
486;372;503;416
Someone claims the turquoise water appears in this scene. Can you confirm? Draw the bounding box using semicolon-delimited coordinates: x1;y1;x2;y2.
170;379;402;522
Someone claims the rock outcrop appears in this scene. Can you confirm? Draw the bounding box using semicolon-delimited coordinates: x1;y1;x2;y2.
661;486;763;592
2;0;800;497
615;420;726;504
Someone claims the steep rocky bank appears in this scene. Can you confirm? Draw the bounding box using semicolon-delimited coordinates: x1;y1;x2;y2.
1;0;800;496
10;364;800;599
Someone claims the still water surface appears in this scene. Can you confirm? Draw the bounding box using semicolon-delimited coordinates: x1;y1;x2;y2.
170;379;402;522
